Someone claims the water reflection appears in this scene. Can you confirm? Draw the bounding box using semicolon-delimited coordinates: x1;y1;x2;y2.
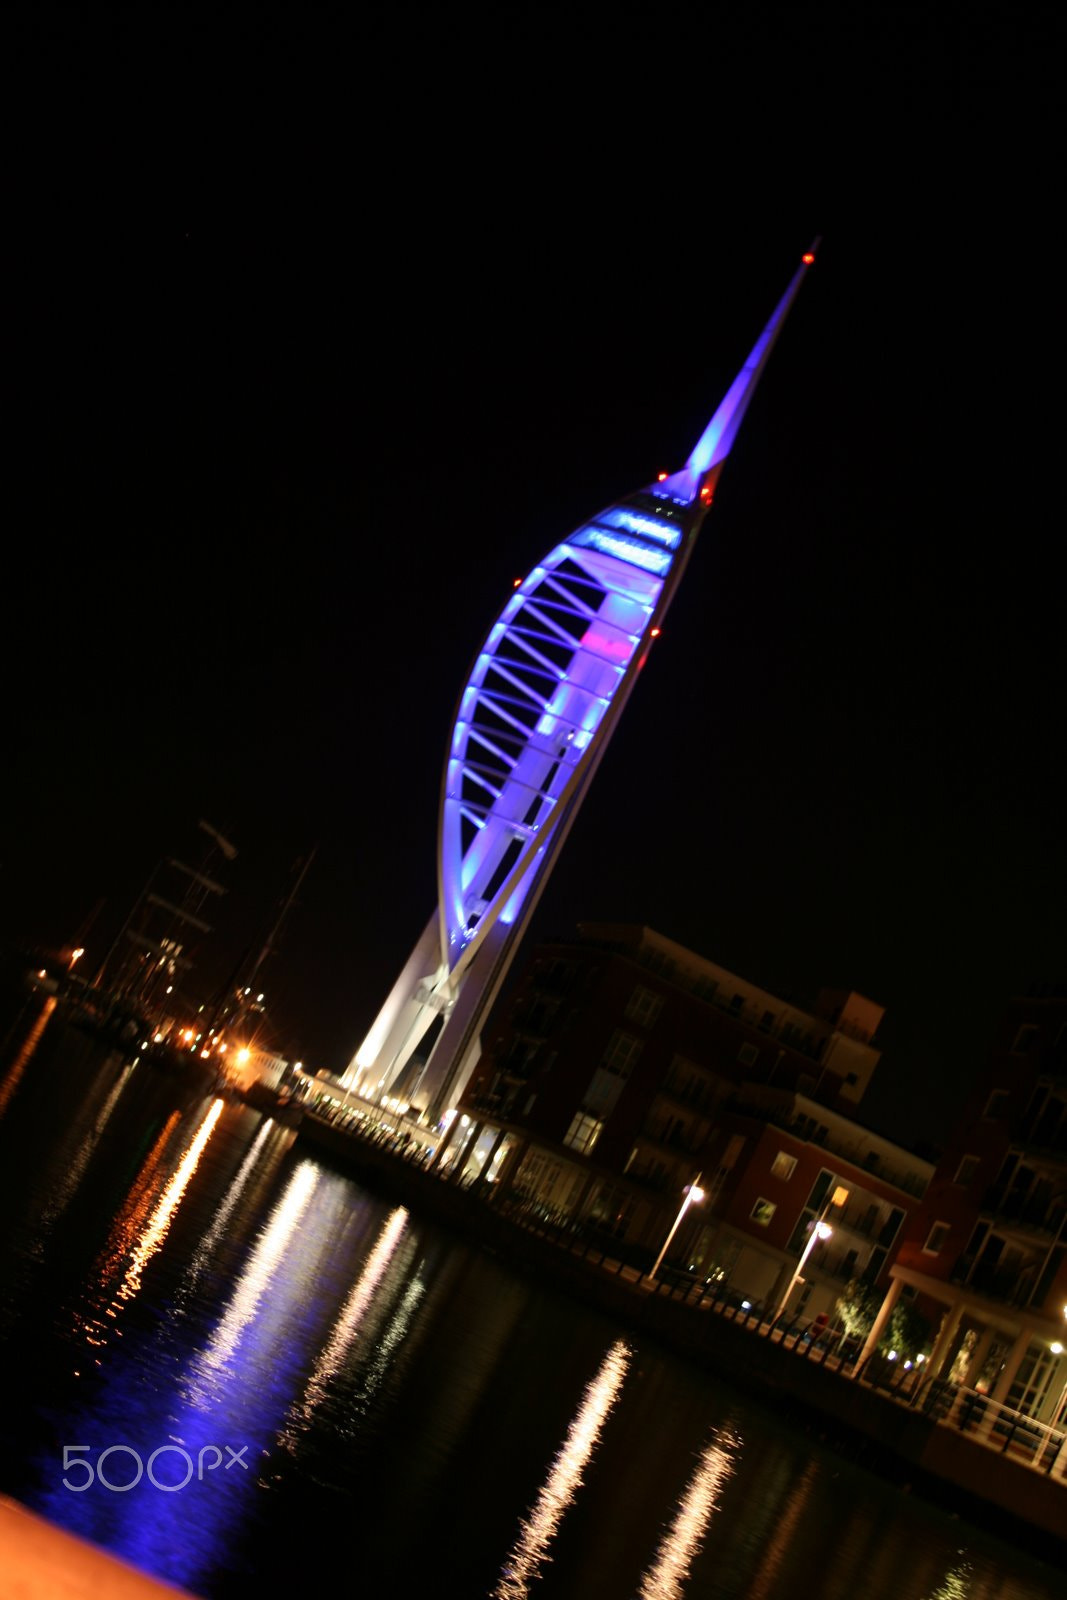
117;1098;223;1304
637;1428;737;1600
1;1010;1063;1600
182;1115;276;1287
36;1152;366;1592
743;1458;816;1600
0;996;55;1120
182;1155;318;1406
494;1339;631;1599
73;1098;223;1358
75;1108;182;1356
924;1559;974;1599
283;1205;409;1439
37;1061;136;1238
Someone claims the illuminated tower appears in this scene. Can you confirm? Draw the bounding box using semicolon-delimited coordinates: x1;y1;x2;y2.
343;246;819;1125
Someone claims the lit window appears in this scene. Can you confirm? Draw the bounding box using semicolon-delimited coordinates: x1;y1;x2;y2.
564;1112;603;1155
751;1198;776;1227
771;1151;797;1181
923;1222;950;1254
954;1155;979;1185
624;985;663;1029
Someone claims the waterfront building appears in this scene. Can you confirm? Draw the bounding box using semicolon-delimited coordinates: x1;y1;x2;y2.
341;248;819;1128
438;923;933;1324
861;989;1067;1426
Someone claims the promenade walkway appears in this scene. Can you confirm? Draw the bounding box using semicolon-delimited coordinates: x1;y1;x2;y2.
293;1102;1067;1559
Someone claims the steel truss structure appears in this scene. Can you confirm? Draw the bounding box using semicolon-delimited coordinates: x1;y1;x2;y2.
343;246;818;1124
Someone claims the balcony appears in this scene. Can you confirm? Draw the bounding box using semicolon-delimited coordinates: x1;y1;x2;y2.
635;1123;704;1159
728;1096;928;1198
950;1255;1047;1308
658;1079;718;1117
980;1188;1065;1238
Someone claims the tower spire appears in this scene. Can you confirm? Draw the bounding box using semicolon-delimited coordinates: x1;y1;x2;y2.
343;245;820;1124
656;239;820;508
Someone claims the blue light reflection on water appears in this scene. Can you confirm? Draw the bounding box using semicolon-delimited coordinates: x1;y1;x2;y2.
0;999;1063;1600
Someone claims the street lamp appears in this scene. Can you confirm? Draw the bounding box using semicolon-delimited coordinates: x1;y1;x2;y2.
1052;1308;1067;1429
648;1175;705;1283
773;1184;850;1326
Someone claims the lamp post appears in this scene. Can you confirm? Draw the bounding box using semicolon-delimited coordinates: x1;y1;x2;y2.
773;1184;850;1326
648;1175;705;1283
1051;1307;1067;1429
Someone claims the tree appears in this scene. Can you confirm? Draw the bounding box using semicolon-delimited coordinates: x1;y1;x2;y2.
885;1297;933;1361
835;1278;881;1347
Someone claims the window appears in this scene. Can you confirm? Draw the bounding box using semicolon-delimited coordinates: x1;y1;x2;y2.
759;1009;775;1032
923;1222;950;1254
737;1043;758;1067
601;1031;643;1076
879;1206;905;1248
643;949;676;980
624;985;663;1028
771;1151;797;1181
564;1112;603;1156
983;1089;1010;1120
581;1067;628;1118
954;1155;980;1185
750;1198;776;1227
1011;1024;1040;1055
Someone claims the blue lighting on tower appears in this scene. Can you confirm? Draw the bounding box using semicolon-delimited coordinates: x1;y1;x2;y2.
345;245;819;1120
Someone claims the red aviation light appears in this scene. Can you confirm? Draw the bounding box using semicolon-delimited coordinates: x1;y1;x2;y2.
802;252;815;265
656;471;668;482
699;484;713;503
650;627;661;637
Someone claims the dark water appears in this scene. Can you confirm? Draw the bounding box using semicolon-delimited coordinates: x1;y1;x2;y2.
0;990;1061;1599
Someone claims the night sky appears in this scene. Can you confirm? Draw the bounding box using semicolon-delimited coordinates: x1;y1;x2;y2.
3;10;1064;1147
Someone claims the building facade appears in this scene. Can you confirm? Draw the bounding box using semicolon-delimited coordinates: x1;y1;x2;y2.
437;924;932;1324
862;990;1067;1425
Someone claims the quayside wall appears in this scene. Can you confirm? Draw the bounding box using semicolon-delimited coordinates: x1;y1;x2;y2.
295;1112;1067;1562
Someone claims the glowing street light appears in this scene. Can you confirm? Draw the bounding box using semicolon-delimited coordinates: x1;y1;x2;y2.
773;1184;850;1326
648;1175;705;1284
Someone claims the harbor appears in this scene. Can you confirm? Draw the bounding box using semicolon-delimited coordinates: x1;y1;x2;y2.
1;996;1063;1598
295;1097;1067;1559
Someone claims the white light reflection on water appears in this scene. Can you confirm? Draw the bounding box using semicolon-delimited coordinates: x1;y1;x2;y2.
181;1114;277;1287
494;1339;631;1600
282;1205;410;1440
636;1429;737;1600
181;1157;319;1407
